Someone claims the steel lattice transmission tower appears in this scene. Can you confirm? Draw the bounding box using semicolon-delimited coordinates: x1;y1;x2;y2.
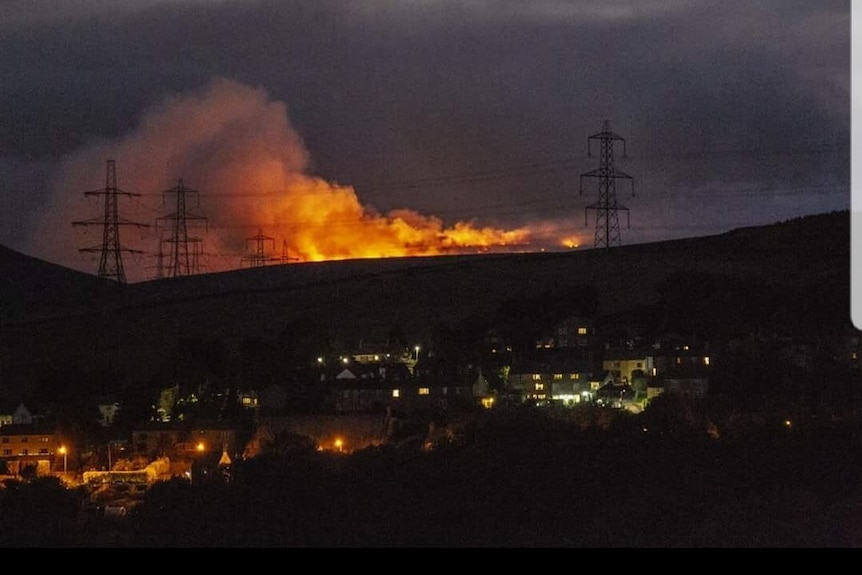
579;120;635;249
241;228;276;268
156;178;208;278
72;160;149;283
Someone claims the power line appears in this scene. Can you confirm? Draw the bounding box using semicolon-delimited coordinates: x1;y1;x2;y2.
122;142;846;200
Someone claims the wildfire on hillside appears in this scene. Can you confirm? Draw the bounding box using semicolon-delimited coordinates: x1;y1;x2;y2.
232;172;533;263
34;78;576;281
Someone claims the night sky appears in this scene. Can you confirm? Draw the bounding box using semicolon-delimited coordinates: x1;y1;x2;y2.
0;1;849;283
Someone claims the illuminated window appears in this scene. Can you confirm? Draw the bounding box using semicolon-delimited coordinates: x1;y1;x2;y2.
418;387;430;395
578;327;588;335
570;373;579;379
392;389;400;398
532;374;541;380
39;436;49;443
704;356;710;365
535;383;544;391
553;374;562;380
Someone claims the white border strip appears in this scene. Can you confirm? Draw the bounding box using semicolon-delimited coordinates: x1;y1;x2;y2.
852;3;862;330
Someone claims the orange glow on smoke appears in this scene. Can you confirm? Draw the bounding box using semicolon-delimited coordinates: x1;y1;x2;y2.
35;78;546;281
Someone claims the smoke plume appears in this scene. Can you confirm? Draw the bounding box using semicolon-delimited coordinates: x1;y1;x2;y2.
28;77;536;283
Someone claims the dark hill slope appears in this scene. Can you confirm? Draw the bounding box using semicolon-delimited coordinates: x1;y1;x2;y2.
0;210;851;395
0;244;117;322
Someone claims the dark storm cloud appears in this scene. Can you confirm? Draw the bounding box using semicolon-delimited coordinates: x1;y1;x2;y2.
0;0;849;277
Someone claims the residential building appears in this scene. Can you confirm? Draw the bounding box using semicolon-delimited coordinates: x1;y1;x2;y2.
602;346;655;385
130;421;246;472
0;423;64;476
507;349;606;405
0;403;33;427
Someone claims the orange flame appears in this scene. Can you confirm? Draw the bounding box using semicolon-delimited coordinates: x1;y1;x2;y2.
561;236;581;249
35;78;548;281
245;172;532;262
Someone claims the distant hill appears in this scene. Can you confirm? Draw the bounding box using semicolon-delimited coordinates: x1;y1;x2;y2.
0;210;852;397
0;244;117;322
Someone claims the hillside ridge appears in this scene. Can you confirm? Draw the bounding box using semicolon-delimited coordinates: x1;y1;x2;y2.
0;211;850;395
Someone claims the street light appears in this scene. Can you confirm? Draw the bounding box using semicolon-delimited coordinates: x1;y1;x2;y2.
414;345;420;361
58;445;67;473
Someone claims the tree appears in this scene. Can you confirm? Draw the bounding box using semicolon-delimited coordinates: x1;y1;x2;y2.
0;476;83;547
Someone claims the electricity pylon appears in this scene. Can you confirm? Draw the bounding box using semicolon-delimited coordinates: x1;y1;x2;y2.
156;178;208;278
241;228;276;268
72;160;149;283
579;120;635;249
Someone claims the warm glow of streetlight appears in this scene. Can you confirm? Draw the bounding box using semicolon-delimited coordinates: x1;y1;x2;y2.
196;441;206;452
334;438;343;452
58;445;67;473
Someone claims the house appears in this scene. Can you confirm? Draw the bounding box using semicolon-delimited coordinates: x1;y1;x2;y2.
130;420;247;477
648;341;712;401
507;349;605;406
595;382;636;408
347;341;419;372
322;357;479;415
535;316;595;350
237;389;259;409
325;360;413;413
0;423;65;477
602;346;655;386
0;403;33;427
